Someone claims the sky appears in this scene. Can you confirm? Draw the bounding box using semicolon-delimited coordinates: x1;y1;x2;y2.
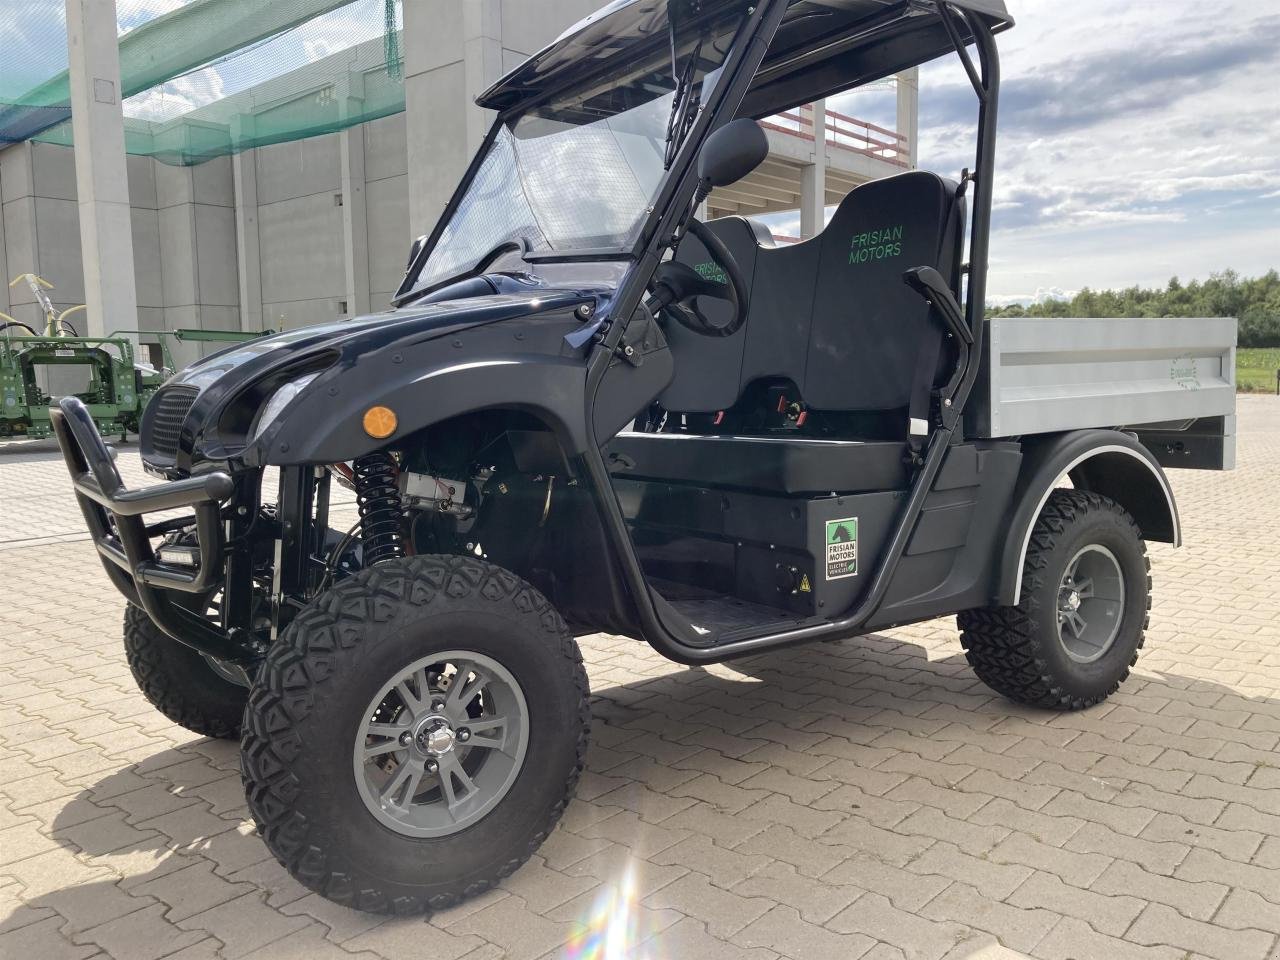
774;0;1280;305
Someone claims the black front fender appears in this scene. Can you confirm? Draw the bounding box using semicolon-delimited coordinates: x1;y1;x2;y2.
257;354;589;466
251;312;593;466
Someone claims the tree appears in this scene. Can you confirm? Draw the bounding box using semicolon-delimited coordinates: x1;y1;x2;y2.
988;270;1280;346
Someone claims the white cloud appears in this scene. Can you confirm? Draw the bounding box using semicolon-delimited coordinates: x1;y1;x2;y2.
920;0;1280;300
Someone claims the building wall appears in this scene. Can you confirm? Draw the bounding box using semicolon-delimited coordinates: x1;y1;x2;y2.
0;0;604;351
0;114;411;355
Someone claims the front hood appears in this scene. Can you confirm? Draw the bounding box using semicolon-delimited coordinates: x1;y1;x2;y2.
145;285;606;470
173;289;593;391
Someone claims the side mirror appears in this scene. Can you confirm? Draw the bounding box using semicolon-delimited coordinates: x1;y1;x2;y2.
406;234;427;270
697;118;768;192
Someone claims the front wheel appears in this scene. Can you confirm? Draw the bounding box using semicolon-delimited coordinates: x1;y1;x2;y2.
123;603;249;739
240;555;590;914
959;490;1151;711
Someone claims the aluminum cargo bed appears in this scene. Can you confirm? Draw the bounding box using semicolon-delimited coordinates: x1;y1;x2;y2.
973;316;1237;469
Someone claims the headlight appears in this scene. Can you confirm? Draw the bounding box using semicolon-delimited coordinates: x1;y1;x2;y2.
249;372;321;443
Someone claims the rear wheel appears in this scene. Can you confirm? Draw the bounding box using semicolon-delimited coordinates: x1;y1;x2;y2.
959;490;1150;710
241;554;589;914
123;603;249;739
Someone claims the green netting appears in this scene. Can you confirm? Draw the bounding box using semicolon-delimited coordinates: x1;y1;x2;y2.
1;0;404;165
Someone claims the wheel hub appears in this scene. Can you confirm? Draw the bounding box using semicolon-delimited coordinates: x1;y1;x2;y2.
1056;544;1126;664
354;650;529;839
415;717;456;755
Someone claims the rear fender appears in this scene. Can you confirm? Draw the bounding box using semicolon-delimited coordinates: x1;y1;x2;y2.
996;430;1180;606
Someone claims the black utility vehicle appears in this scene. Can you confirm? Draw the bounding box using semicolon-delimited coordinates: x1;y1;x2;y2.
54;0;1236;915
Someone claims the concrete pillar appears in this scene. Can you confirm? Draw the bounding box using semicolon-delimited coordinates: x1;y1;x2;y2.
896;67;919;170
340;126;371;317
65;0;138;342
463;0;504;153
231;149;263;332
405;0;506;244
800;99;828;239
0;163;9;319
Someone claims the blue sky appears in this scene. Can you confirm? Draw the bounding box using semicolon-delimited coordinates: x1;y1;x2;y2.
770;1;1280;303
841;0;1280;303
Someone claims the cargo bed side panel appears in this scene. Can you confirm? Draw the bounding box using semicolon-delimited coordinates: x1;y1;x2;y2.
971;317;1237;457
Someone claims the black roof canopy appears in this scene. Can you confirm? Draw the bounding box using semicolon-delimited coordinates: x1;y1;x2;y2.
478;0;1013;117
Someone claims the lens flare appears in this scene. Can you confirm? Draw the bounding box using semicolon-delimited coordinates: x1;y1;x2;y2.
561;863;660;960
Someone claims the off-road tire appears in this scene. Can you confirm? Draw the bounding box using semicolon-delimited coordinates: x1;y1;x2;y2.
958;490;1151;710
123;603;249;739
240;554;590;915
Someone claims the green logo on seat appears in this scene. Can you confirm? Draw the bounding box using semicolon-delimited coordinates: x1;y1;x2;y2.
850;225;904;264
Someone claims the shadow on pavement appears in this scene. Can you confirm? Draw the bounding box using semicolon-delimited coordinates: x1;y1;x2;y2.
23;632;1276;960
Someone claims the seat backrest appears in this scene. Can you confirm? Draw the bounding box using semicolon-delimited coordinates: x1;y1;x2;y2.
659;170;965;421
804;171;964;411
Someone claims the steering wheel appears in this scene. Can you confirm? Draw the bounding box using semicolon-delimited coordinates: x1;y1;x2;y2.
649;218;750;338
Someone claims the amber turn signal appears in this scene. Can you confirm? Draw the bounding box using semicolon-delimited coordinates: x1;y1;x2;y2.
362;405;398;439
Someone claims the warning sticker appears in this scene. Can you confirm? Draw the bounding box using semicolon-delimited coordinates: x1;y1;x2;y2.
825;518;859;580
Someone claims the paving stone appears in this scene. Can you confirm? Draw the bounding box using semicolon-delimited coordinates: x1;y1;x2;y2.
1091;858;1229;921
642;870;773;938
176;891;312;958
445;893;576;960
341;916;487;960
823;852;953;912
827;891;971;960
639;916;781;960
0;915;100;960
906;841;1033;901
1033;916;1185;960
1127;902;1276;960
731;859;862;924
1006;870;1144;937
734;903;877;960
987;832;1112;888
919;881;1059;955
493;854;599;914
650;833;772;885
1063;821;1190;874
36;878;153;934
77;902;207;960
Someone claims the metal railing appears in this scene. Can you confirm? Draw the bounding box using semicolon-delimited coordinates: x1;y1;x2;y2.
760;103;909;168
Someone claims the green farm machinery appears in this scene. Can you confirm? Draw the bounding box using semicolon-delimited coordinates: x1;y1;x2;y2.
1;274;266;441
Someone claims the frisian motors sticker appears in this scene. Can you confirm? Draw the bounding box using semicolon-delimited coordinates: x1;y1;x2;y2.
825;517;859;580
849;225;904;264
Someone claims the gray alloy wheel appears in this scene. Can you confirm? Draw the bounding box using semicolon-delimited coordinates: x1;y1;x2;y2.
353;650;530;838
1056;544;1125;664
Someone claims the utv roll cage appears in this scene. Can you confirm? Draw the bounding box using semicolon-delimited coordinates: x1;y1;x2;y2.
504;0;1013;662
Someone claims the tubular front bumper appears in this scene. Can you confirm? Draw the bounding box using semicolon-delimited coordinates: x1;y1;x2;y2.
51;396;247;661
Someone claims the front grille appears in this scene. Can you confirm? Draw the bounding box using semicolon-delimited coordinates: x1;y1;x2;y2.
149;385;198;458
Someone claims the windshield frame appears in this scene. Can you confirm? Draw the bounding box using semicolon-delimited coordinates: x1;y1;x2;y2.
393;1;764;305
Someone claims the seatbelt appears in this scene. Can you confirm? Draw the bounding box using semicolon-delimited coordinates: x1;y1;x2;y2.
905;185;966;465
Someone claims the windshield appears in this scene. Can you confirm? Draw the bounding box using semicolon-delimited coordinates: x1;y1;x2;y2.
403;3;748;297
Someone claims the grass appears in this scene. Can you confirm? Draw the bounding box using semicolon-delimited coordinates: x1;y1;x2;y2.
1238;348;1280;393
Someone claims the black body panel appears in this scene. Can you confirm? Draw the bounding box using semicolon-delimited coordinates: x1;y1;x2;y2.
615;478;903;621
607;432;909;495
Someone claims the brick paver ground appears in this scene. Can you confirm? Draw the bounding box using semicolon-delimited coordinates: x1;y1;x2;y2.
1;397;1277;960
